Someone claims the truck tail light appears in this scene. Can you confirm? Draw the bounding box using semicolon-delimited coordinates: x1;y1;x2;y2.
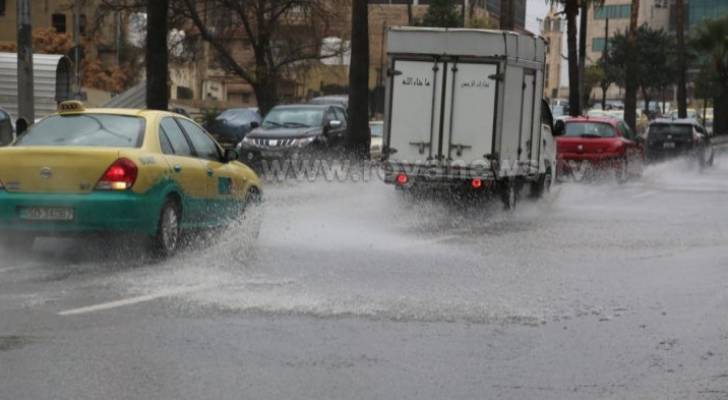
96;158;138;191
471;178;483;189
396;173;409;186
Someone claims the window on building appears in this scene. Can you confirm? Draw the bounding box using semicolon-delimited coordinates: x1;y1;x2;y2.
52;13;67;33
592;37;607;53
594;4;631;20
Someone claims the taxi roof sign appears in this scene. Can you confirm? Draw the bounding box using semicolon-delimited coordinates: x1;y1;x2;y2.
58;100;85;113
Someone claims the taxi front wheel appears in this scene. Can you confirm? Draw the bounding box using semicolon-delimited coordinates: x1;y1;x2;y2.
150;199;181;258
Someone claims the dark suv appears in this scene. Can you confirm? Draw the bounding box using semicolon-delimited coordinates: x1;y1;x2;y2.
646;118;714;167
237;104;348;162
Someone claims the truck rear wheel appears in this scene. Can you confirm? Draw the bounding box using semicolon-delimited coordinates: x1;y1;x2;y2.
530;169;552;198
500;178;517;210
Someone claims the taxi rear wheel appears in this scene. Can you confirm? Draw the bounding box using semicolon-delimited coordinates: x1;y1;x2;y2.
150;199;181;258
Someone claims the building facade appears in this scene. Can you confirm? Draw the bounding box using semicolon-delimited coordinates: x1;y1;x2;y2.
541;6;565;99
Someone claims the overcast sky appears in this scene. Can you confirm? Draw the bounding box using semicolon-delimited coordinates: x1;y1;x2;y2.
526;0;552;33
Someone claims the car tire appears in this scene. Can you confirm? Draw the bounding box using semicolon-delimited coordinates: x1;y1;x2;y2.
530;169;552;198
242;188;263;239
500;178;518;210
616;158;629;184
150;199;181;258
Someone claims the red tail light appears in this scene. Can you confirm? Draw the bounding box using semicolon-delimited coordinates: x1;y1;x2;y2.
96;158;138;191
396;173;409;185
471;178;483;189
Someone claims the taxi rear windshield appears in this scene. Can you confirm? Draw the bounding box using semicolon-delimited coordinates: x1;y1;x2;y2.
16;114;145;148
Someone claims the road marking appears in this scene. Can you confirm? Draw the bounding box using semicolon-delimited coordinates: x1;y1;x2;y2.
632;191;656;199
58;285;211;316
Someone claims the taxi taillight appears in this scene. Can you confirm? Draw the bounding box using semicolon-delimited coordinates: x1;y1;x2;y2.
95;158;138;191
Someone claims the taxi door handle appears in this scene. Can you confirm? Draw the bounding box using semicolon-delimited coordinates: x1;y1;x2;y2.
173;164;182;173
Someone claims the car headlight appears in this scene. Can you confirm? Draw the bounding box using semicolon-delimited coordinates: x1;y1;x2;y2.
291;137;316;147
241;136;256;146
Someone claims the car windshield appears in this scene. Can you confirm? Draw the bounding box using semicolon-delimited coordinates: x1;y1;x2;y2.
15;114;144;147
218;109;255;121
648;124;693;139
370;123;383;137
262;107;323;129
564;122;616;138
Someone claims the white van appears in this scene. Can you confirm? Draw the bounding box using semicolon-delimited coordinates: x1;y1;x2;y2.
382;27;563;208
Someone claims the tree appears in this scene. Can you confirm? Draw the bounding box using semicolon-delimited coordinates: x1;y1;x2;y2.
623;0;639;130
177;0;343;115
146;0;169;110
675;0;688;118
583;64;604;107
420;0;462;28
607;27;676;114
693;16;728;136
347;0;370;158
549;0;580;116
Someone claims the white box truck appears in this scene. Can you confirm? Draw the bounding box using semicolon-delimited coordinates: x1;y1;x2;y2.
382;27;562;208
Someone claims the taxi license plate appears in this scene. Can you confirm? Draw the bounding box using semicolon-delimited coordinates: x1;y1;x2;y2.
19;207;74;221
663;142;676;149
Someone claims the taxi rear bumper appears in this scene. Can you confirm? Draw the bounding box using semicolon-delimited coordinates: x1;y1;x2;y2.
0;190;161;236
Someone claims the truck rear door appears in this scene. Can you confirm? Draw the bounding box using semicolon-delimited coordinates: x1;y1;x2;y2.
387;59;445;164
441;61;498;164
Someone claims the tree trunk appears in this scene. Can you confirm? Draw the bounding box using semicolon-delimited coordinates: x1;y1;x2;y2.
500;0;513;30
579;0;588;111
407;0;413;25
623;0;640;130
146;0;168;110
675;0;688;119
566;0;580;116
347;0;370;158
714;86;728;136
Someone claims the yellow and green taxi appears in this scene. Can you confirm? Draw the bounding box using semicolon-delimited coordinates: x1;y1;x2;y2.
0;101;262;256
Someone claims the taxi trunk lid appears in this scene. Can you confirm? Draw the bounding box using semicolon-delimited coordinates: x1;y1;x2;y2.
0;147;120;194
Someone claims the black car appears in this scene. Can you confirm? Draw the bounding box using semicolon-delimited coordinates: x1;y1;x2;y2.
237;104;348;161
646;118;715;167
204;108;262;147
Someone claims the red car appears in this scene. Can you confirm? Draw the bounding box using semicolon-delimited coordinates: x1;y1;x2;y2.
556;116;645;183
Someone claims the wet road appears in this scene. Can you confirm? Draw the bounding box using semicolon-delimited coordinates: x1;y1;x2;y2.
1;152;728;399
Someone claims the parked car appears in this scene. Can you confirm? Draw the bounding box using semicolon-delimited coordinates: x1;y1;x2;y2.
204;108;262;147
369;121;383;160
0;101;262;256
645;118;714;168
238;104;348;161
309;95;349;109
556;116;644;183
0;107;14;146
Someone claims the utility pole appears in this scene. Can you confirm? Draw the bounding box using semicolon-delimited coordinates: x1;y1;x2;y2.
578;0;588;112
601;17;609;109
73;0;82;99
17;0;34;126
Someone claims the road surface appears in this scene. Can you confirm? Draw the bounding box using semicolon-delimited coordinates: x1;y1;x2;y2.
1;152;728;399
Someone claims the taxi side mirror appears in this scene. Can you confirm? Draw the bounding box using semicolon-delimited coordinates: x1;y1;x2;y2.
223;148;239;163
